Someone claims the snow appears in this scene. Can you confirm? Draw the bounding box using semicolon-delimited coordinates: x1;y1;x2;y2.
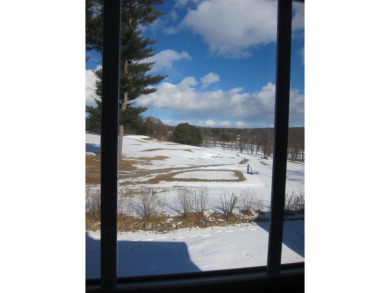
173;170;238;180
86;221;304;279
85;134;304;278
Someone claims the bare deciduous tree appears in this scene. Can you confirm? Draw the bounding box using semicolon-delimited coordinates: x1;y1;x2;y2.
258;129;274;159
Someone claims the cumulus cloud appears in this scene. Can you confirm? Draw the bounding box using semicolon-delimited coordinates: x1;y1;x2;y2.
201;72;220;88
181;0;278;58
180;0;304;58
219;121;232;127
85;69;98;106
144;49;192;72
205;119;217;127
174;0;200;8
195;119;245;128
292;2;304;31
135;76;304;125
299;46;305;65
235;121;247;128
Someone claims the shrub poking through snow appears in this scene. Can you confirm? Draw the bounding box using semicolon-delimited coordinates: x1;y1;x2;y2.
132;187;165;218
284;191;305;215
220;193;238;214
117;185;136;216
194;186;209;214
86;186;101;214
239;188;256;213
176;187;194;215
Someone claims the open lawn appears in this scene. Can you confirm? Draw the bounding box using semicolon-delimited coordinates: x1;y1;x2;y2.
85;133;304;278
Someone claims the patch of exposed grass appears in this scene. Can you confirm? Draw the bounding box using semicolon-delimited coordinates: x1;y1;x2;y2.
288;160;305;165
239;158;249;164
137;156;168;161
119;180;139;186
142;148;194;153
86;154;100;173
145;169;246;184
86;177;101;184
141;148;166;152
86;154;138;172
86;155;168;183
140;137;155;141
87;155;167;169
118;159;138;172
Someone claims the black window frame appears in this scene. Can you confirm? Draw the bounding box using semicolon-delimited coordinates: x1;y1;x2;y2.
86;0;304;291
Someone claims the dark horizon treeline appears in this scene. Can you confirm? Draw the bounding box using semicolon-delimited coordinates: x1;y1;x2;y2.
86;116;304;161
86;115;171;141
200;127;304;162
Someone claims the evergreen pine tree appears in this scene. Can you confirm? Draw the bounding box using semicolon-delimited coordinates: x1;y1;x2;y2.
86;0;165;160
172;123;203;146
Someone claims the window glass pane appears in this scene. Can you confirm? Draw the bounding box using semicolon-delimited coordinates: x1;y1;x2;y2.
85;0;103;279
281;1;305;265
85;0;304;279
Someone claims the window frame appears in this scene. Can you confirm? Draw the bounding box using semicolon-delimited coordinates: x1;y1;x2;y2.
86;0;304;291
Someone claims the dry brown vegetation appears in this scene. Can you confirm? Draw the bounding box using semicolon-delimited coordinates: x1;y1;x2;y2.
86;154;168;183
239;158;249;164
86;210;265;233
145;169;246;184
141;148;168;152
86;154;100;174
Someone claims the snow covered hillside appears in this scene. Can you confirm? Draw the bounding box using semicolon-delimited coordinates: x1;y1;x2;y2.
86;133;304;278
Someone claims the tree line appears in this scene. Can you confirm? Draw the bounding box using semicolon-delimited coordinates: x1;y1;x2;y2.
201;127;304;162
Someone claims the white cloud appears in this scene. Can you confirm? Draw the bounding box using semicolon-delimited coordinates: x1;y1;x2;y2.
235;121;246;128
219;121;232;127
161;119;176;126
174;0;200;8
170;10;179;22
144;49;192;72
205;119;217;127
299;46;305;65
201;72;220;88
195;120;238;128
180;0;304;58
292;2;304;31
85;69;98;106
135;77;304;125
181;0;278;58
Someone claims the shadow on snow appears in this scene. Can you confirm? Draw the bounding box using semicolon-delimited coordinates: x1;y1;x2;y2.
86;143;100;155
255;213;304;258
86;232;201;279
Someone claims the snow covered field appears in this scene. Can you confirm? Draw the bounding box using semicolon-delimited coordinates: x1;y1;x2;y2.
85;133;304;278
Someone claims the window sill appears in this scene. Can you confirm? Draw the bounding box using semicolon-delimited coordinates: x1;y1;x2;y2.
86;262;304;293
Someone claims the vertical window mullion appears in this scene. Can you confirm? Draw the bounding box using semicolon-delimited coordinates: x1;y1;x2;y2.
267;0;293;275
100;0;121;288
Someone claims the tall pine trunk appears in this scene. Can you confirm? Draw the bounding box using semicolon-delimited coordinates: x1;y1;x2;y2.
118;60;129;162
118;93;128;162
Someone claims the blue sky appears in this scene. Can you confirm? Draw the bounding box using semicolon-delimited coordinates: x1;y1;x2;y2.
86;0;304;128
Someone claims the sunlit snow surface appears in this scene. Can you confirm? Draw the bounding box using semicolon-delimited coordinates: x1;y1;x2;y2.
85;134;304;278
